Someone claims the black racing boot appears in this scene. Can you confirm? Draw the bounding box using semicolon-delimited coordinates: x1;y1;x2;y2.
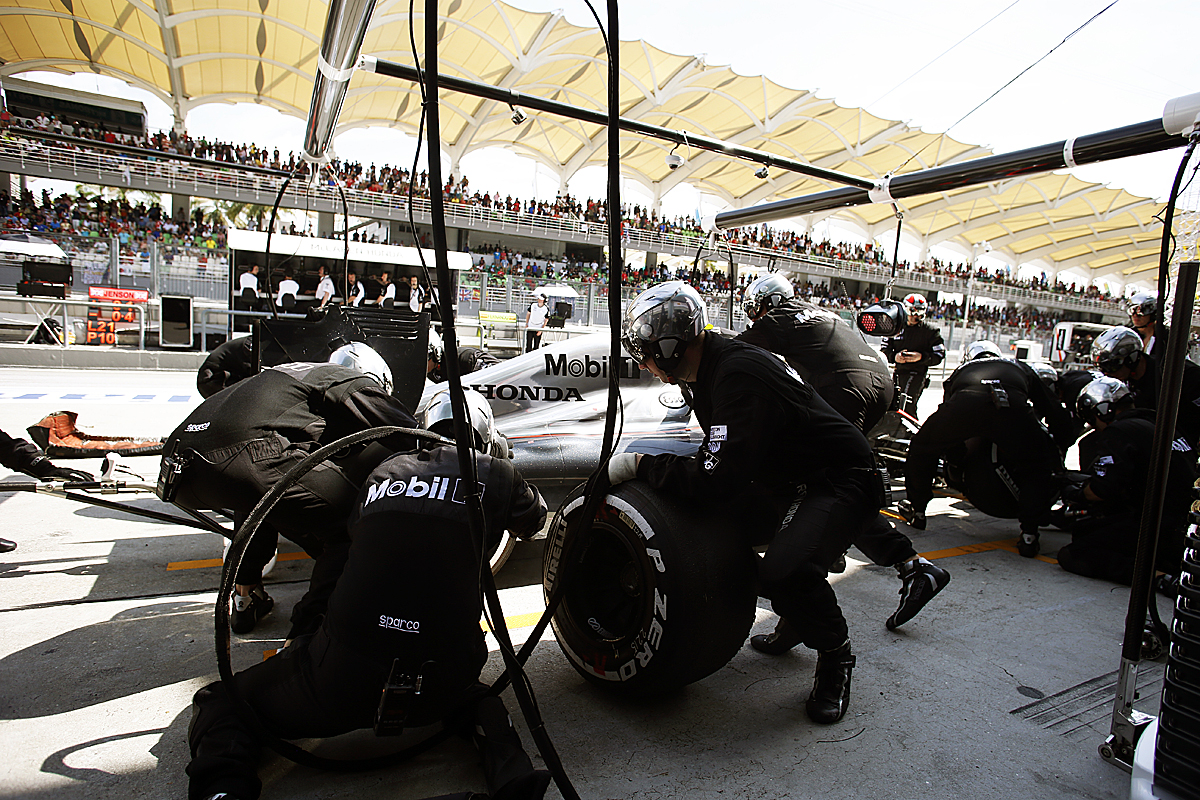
230;586;274;635
750;617;804;656
805;641;855;724
886;558;951;630
1017;529;1040;558
897;499;926;530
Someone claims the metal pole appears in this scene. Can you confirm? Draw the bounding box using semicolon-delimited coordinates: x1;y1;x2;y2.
713;119;1187;230
365;57;873;191
1100;259;1200;770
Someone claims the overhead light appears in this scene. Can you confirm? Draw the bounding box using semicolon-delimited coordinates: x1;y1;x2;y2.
754;165;769;179
509;105;527;125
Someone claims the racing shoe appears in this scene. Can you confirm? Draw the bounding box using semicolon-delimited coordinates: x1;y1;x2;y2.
1017;530;1040;558
750;618;804;656
897;499;926;530
886;558;951;630
805;641;855;724
230;587;274;635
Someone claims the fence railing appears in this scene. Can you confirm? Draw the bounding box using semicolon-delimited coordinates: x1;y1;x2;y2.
0;135;1144;320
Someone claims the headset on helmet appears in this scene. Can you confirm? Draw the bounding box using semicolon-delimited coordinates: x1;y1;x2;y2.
422;387;499;454
1091;326;1143;374
1076;376;1133;425
1126;291;1158;318
328;342;393;394
965;340;1002;361
621;281;707;375
743;273;794;319
901;293;928;318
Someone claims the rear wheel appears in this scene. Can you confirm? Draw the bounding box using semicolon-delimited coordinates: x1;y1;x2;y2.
542;481;757;695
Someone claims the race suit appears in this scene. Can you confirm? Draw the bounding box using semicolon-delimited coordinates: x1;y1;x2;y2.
736;298;894;431
1129;354;1200;447
736;303;913;567
637;334;883;652
883;320;945;415
904;357;1074;533
1057;408;1195;583
185;445;547;800
164;363;418;637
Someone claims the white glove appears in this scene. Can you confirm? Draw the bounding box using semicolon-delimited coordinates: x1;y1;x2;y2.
607;453;640;485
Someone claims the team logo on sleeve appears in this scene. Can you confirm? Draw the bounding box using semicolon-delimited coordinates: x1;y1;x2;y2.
702;451;721;473
1093;455;1113;477
709;425;727;442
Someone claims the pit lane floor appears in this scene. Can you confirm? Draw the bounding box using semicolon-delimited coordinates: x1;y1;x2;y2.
0;365;1166;800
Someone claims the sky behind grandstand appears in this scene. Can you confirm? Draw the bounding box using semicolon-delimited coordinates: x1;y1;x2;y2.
19;0;1200;274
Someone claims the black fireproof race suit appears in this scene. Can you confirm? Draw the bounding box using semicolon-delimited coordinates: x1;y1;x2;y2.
1;427;45;474
164;362;418;638
185;445;548;800
428;346;501;383
905;356;1074;532
1128;354;1200;447
636;334;883;652
736;303;914;567
737;298;894;431
1057;408;1195;584
882;319;945;415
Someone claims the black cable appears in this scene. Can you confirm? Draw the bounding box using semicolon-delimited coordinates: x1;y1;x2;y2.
1155;140;1200;342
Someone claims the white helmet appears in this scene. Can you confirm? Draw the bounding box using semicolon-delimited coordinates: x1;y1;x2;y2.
328;342;393;394
965;340;1003;361
427;327;443;365
1077;376;1133;425
422;387;498;453
901;293;928;318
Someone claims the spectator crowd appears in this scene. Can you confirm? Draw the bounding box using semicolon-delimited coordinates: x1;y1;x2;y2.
1;111;1124;313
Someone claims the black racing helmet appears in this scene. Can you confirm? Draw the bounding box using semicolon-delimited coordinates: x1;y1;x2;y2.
1029;361;1059;393
621;281;708;375
1076;376;1133;426
1091;325;1143;374
743;273;794;319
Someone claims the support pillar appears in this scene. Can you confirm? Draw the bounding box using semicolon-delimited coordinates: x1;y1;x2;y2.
317;211;335;238
171;193;191;224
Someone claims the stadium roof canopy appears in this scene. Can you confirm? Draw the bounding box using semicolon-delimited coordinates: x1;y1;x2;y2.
0;0;1168;283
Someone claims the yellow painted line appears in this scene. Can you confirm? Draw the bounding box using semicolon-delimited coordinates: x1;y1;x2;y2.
920;538;1058;565
167;551;312;571
880;509;903;521
482;611;545;632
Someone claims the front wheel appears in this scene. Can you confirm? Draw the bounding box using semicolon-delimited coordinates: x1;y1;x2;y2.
542;481;757;696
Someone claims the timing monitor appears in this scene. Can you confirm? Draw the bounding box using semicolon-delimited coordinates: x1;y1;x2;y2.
18;260;73;298
546;300;573;328
160;295;194;348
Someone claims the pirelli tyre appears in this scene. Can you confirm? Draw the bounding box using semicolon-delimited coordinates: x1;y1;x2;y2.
542;480;757;695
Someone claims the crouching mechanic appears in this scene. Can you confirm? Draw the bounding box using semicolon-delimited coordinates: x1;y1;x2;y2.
899;341;1075;558
1056;377;1196;584
737;273;949;631
161;343;418;637
610;281;886;724
0;428;93;553
427;328;500;383
185;389;550;800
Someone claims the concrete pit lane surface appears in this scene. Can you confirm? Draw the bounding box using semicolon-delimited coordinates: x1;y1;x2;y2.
0;365;1167;800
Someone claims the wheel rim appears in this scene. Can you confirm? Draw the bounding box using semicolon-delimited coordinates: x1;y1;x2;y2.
558;513;654;648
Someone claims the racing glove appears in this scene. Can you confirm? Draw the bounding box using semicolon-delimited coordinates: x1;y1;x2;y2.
607;453;640;486
26;456;94;483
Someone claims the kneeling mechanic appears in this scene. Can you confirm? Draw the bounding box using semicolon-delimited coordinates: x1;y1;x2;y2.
185;388;550;800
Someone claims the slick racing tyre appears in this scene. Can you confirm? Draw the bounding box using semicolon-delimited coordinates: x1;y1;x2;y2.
942;439;1021;519
542;480;757;695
